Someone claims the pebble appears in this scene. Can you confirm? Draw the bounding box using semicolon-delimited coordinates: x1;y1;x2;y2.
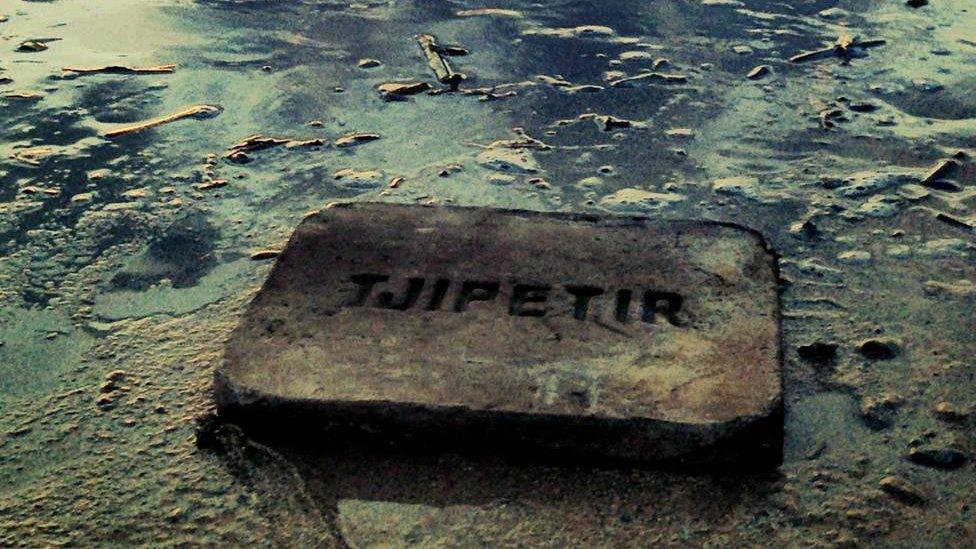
797;342;837;364
357;58;381;68
858;337;901;360
665;128;694;138
879;476;926;506
933;402;969;421
335;132;381;148
332;168;386;188
476;148;539;174
712;176;762;200
818;7;850;19
908;446;971;470
747;65;771;80
599;188;685;212
524;25;616;39
837;250;871;264
859;393;901;429
618;51;654;62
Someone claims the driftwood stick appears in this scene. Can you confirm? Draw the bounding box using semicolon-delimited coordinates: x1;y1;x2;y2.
63;64;177;75
416;34;464;87
103;104;221;138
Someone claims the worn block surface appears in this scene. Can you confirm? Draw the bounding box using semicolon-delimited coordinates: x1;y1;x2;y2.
217;203;782;467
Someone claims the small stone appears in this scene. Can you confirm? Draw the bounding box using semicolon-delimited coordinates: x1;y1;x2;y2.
879;476;926;506
16;40;48;52
332;168;385;188
377;81;431;99
858;337;901;360
712;176;761;199
859;393;902;430
599;188;686;212
933;402;969;422
476;148;539;174
665;128;694;138
357;58;381;68
618;51;654;62
732;45;753;55
335;132;381;148
596;115;632;131
837;250;871;264
747;65;771;80
818;7;850;19
908;446;970;469
797;342;837;364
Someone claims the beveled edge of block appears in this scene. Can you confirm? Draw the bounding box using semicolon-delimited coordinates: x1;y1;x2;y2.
214;203;784;470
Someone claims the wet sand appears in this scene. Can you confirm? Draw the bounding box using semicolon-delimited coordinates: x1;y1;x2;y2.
1;0;974;546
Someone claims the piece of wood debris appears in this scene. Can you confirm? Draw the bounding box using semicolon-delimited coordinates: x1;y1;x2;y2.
357;58;381;68
747;65;771;79
335;132;380;148
790;35;886;64
224;135;323;161
377;81;432;100
416;33;465;87
597;115;633;131
473;129;552;151
196;179;229;190
608;72;688;87
284;138;324;149
62;64;177;75
250;250;281;260
461;80;536;101
388;176;404;188
12;146;57;166
455;8;522;18
104;104;222;138
2;91;43;100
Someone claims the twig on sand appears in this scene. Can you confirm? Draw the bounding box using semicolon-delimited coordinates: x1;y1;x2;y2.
416;33;465;88
62;64;177;75
103;104;222;138
790;35;886;64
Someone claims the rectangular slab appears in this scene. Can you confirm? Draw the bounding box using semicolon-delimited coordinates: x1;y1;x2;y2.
216;203;782;468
